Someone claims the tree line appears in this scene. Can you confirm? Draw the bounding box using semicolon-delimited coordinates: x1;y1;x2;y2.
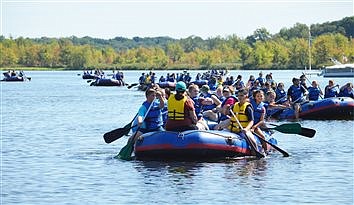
1;16;353;70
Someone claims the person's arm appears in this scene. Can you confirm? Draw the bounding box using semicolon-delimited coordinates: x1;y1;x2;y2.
243;105;254;132
287;87;292;103
137;105;147;127
210;95;221;106
156;90;165;109
252;107;265;129
185;99;198;124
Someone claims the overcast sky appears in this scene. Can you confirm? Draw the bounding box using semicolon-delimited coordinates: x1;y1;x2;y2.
1;0;353;39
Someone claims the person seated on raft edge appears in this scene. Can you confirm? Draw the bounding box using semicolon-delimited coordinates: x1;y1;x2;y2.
287;77;308;119
222;89;262;156
213;86;238;130
187;84;211;130
165;81;199;132
129;87;166;144
307;80;323;101
199;84;222;122
250;90;267;152
324;79;339;98
265;90;290;119
338;82;354;99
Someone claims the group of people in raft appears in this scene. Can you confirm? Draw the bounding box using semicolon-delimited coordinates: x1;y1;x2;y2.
84;69;126;85
138;69;228;90
128;71;353;156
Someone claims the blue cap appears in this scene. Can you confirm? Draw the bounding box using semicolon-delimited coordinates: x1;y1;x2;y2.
176;81;186;92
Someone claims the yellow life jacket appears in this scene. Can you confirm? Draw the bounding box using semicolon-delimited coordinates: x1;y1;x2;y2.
145;76;151;84
228;102;252;133
168;94;187;120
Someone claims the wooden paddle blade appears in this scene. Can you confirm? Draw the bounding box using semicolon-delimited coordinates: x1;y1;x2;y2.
103;125;131;144
116;141;134;160
299;127;316;138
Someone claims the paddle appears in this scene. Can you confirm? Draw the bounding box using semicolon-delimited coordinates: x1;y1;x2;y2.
267;123;316;138
229;109;265;158
103;113;138;143
302;72;323;99
252;132;289;157
116;101;154;160
127;83;139;89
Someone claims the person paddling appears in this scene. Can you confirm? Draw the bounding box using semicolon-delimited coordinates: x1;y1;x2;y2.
223;89;264;157
129;88;166;144
287;77;308;119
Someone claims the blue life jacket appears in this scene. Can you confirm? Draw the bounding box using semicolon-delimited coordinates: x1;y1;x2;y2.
308;86;321;101
191;96;203;118
250;99;265;124
142;101;163;129
256;77;265;86
338;88;353;98
288;85;303;102
161;104;168;126
199;93;217;111
275;88;287;104
324;86;337;98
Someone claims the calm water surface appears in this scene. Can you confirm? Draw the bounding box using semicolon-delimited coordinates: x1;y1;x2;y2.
1;70;353;204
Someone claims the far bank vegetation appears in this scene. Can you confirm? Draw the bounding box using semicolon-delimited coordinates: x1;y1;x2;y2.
1;17;353;70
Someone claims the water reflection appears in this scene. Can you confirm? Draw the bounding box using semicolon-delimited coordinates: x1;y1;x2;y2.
134;157;268;181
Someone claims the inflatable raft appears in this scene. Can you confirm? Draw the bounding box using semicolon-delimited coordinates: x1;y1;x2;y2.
157;81;176;90
82;73;98;79
1;76;31;82
189;80;208;87
268;97;354;120
134;130;276;161
90;78;125;86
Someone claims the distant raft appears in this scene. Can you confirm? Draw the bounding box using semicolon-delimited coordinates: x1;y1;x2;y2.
1;76;31;82
189;80;208;87
82;73;98;79
134;130;276;161
90;78;125;86
157;81;176;90
268;97;354;120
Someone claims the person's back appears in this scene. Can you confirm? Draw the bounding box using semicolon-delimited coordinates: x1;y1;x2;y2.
165;81;198;132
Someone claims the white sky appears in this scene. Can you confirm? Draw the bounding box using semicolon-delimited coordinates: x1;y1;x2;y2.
1;0;353;39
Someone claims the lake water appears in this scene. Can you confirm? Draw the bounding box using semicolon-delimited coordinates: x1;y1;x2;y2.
1;70;353;204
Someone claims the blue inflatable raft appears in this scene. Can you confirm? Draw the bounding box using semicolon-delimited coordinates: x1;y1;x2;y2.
157;81;176;90
90;78;125;86
268;97;354;120
82;73;98;79
134;130;276;161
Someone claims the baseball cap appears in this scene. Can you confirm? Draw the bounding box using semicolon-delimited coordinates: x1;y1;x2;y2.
176;81;187;92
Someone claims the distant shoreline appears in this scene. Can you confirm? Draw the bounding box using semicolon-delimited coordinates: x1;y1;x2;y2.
0;67;323;71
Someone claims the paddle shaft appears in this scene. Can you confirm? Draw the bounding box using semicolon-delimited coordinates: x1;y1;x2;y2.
302;72;323;99
117;100;155;160
252;132;289;157
229;109;265;158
